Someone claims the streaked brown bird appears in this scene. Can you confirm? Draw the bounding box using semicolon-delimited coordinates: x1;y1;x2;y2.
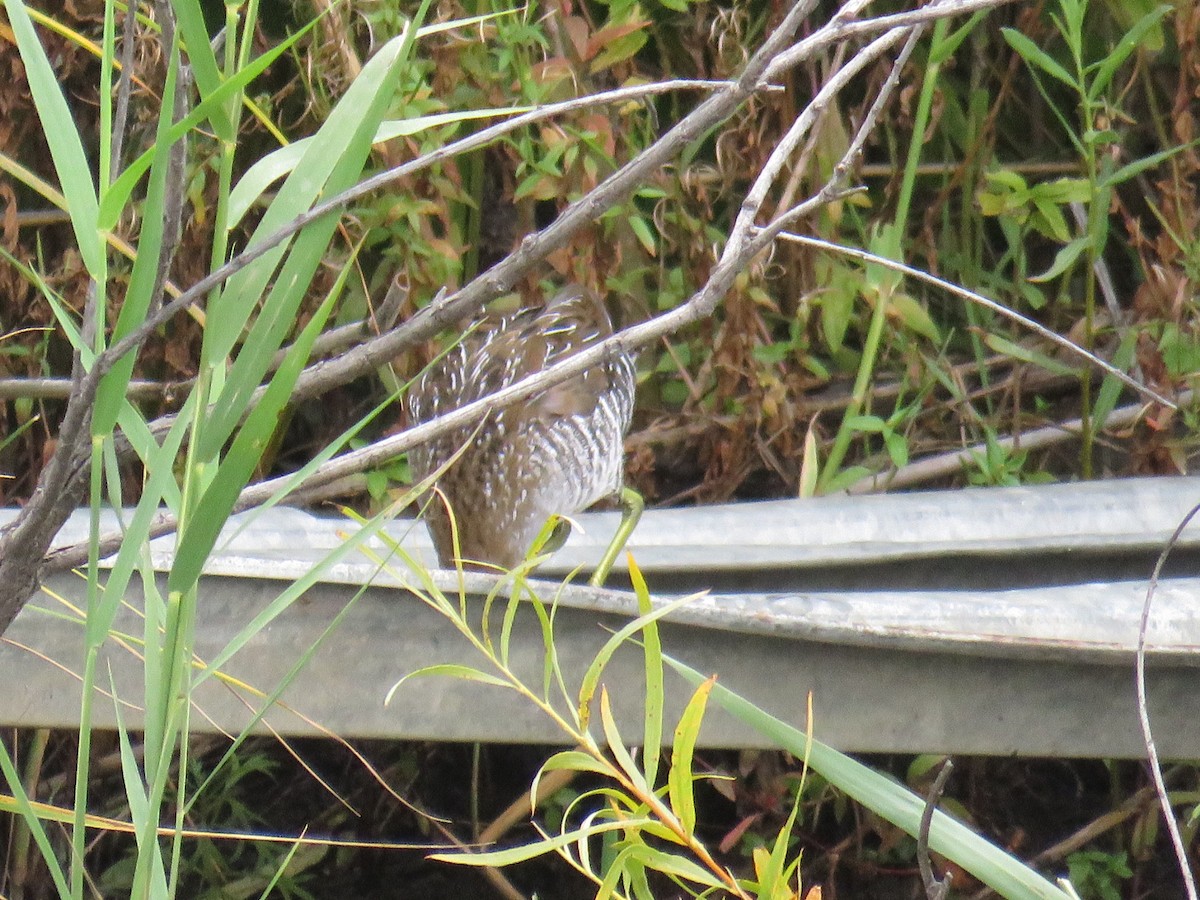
407;285;640;581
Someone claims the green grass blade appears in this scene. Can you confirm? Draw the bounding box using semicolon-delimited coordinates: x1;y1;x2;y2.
99;16;318;228
666;656;1073;900
169;273;340;593
3;0;102;277
170;0;230;138
196;16;430;459
0;738;72;896
94;41;182;434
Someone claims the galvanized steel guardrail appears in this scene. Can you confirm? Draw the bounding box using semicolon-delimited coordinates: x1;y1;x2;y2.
3;476;1199;756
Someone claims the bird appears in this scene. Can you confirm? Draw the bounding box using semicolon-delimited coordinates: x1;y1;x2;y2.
406;285;640;584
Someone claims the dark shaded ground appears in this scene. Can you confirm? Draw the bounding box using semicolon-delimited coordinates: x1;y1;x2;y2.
4;734;1182;899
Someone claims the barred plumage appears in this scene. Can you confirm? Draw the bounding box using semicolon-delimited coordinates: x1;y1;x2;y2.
407;286;636;569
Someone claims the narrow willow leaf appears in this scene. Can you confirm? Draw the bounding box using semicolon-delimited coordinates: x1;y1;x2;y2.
393;664;513;694
629;556;664;789
600;687;649;794
578;592;702;720
542;750;619;778
668;676;714;836
616;842;727;889
432;818;646;865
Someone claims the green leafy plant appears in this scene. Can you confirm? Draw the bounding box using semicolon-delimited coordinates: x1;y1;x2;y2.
1000;0;1173;476
1065;849;1132;900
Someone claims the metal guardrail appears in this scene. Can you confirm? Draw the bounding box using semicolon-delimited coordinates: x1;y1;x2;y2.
3;476;1199;756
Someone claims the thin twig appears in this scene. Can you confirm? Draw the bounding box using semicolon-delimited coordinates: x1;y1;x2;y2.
109;0;139;180
918;759;954;900
1135;504;1200;900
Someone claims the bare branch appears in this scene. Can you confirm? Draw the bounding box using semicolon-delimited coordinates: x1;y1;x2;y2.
1136;506;1200;900
918;758;954;900
109;0;139;179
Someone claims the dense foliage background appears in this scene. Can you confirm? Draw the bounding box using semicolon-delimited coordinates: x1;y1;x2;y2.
1;0;1198;896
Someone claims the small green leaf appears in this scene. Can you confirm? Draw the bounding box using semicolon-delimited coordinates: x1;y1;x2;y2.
884;430;909;469
1087;5;1170;101
1002;28;1077;88
983;333;1078;376
819;465;874;494
629;215;659;256
1029;234;1091;283
846;414;885;433
1030;197;1072;243
889;293;941;343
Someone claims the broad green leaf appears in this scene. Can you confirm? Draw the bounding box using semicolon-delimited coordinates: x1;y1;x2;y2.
197;21;425;461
